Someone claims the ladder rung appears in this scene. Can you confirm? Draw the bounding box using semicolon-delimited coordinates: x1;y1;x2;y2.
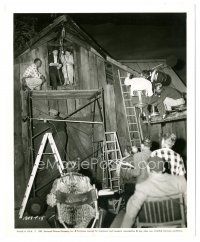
128;122;137;124
124;99;132;101
110;178;120;181
126;107;135;109
130;139;141;141
127;115;136;117
106;149;120;152
106;141;117;144
109;168;117;171
123;92;130;94
129;131;139;133
42;153;56;155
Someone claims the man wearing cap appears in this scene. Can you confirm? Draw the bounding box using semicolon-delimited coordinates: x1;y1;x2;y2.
121;155;187;228
150;132;186;176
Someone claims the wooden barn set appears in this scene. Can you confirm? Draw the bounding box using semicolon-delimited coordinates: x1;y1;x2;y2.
14;15;187;227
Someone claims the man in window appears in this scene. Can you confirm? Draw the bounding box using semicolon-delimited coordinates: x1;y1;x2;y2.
49;49;63;90
22;58;46;90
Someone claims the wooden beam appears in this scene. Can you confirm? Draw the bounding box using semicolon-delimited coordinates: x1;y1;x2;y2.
90;47;104;59
119;59;166;63
31;117;104;125
107;56;140;75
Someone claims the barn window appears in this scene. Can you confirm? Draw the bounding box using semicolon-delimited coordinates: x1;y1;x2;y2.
47;42;76;90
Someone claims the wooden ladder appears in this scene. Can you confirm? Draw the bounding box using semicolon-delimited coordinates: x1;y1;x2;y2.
102;132;123;192
19;132;65;219
118;69;142;149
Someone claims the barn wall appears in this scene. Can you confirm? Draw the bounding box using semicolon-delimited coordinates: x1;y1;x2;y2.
66;45;118;163
15;42;118;169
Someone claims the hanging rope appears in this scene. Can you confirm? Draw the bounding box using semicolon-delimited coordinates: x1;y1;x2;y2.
60;25;66;54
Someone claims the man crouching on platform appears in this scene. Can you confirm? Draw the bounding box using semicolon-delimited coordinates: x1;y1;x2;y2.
22;58;46;91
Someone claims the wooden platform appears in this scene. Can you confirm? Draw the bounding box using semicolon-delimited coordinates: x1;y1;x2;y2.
31;89;101;100
145;110;187;124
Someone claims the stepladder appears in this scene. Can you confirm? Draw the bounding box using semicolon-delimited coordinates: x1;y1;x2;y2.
118;69;143;149
19;132;65;219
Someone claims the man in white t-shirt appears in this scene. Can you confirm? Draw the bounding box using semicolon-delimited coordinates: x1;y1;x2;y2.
124;73;153;97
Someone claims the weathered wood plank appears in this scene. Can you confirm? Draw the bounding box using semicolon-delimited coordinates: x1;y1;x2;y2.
31;89;100;99
58;99;68;116
149;123;162;150
67;98;76;116
32;99;49;118
89;51;98;89
104;84;117;132
67;124;93;160
73;44;80;86
149;112;186;124
96;56;106;88
80;47;91;90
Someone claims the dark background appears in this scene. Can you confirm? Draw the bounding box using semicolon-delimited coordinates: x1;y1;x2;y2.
14;13;186;83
